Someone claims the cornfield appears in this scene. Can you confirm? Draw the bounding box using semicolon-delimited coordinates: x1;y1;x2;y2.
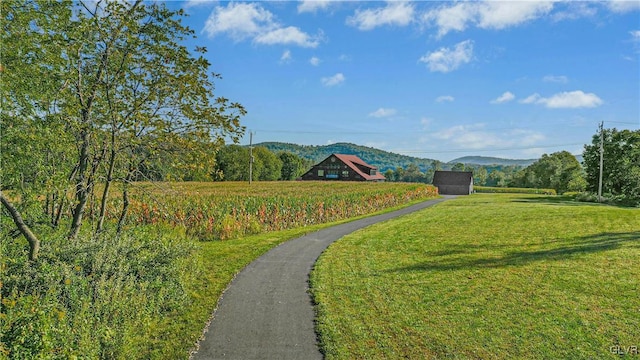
102;181;438;240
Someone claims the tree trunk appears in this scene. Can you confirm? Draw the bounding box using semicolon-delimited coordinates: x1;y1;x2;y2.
96;135;117;234
0;190;40;261
53;192;65;227
69;128;90;240
116;180;130;235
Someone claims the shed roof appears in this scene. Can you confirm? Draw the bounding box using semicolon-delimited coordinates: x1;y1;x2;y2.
432;171;473;185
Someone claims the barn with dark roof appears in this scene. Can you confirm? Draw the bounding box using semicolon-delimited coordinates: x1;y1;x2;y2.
432;171;473;195
300;154;385;182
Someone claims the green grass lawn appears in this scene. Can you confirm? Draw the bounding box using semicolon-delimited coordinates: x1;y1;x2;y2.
311;194;640;359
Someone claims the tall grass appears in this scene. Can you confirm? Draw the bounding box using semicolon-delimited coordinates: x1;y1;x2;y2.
1;224;197;359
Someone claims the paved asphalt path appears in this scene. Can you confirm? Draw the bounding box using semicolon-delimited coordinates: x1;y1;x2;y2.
192;196;451;360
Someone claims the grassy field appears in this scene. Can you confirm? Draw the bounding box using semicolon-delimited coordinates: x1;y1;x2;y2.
311;194;640;359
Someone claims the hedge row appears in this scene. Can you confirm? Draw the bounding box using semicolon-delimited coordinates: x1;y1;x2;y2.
474;186;557;195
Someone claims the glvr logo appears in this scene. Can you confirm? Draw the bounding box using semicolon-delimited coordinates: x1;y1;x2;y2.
610;345;639;355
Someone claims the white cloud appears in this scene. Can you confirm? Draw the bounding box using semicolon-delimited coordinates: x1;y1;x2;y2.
321;73;345;87
607;1;640;13
543;75;569;83
309;56;321;66
254;26;321;48
298;0;334;13
347;1;415;31
432;123;483;139
204;2;274;40
432;124;545;150
184;0;216;9
520;90;603;108
422;2;476;37
419;40;473;73
204;3;321;48
543;91;604;108
551;3;597;21
422;1;554;38
476;1;555;30
368;108;397;118
520;93;542;104
491;91;515;104
436;95;455;103
631;30;640;41
280;50;292;64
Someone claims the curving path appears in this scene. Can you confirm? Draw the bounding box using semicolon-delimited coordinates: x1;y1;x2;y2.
191;196;452;360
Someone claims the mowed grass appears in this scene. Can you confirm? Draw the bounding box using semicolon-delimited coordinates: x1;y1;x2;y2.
311;194;640;359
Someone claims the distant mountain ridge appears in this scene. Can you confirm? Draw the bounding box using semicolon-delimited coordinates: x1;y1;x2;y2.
448;156;537;167
253;142;435;172
253;142;538;172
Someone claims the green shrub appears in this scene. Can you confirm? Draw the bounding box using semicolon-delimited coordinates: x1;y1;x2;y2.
574;192;640;207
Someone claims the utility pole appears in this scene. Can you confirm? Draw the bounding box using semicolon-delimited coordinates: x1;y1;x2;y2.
598;121;604;203
249;131;254;185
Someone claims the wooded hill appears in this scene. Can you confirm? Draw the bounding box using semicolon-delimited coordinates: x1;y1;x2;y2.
254;142;538;172
448;156;537;167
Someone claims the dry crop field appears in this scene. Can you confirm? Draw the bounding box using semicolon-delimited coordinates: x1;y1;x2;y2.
102;181;439;240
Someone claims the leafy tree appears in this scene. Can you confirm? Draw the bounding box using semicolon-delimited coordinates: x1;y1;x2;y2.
511;151;585;194
2;0;245;256
473;167;488;186
487;170;507;187
214;146;287;181
400;164;427;183
384;169;396;182
215;145;250;181
583;128;640;202
452;163;466;171
252;147;282;181
279;152;306;180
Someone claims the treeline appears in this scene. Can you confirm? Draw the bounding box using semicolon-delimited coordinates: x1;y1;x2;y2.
384;151;584;194
213;145;313;181
385;128;639;205
383;162;523;187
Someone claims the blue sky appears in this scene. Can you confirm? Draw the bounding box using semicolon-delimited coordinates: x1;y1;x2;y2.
170;1;639;162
